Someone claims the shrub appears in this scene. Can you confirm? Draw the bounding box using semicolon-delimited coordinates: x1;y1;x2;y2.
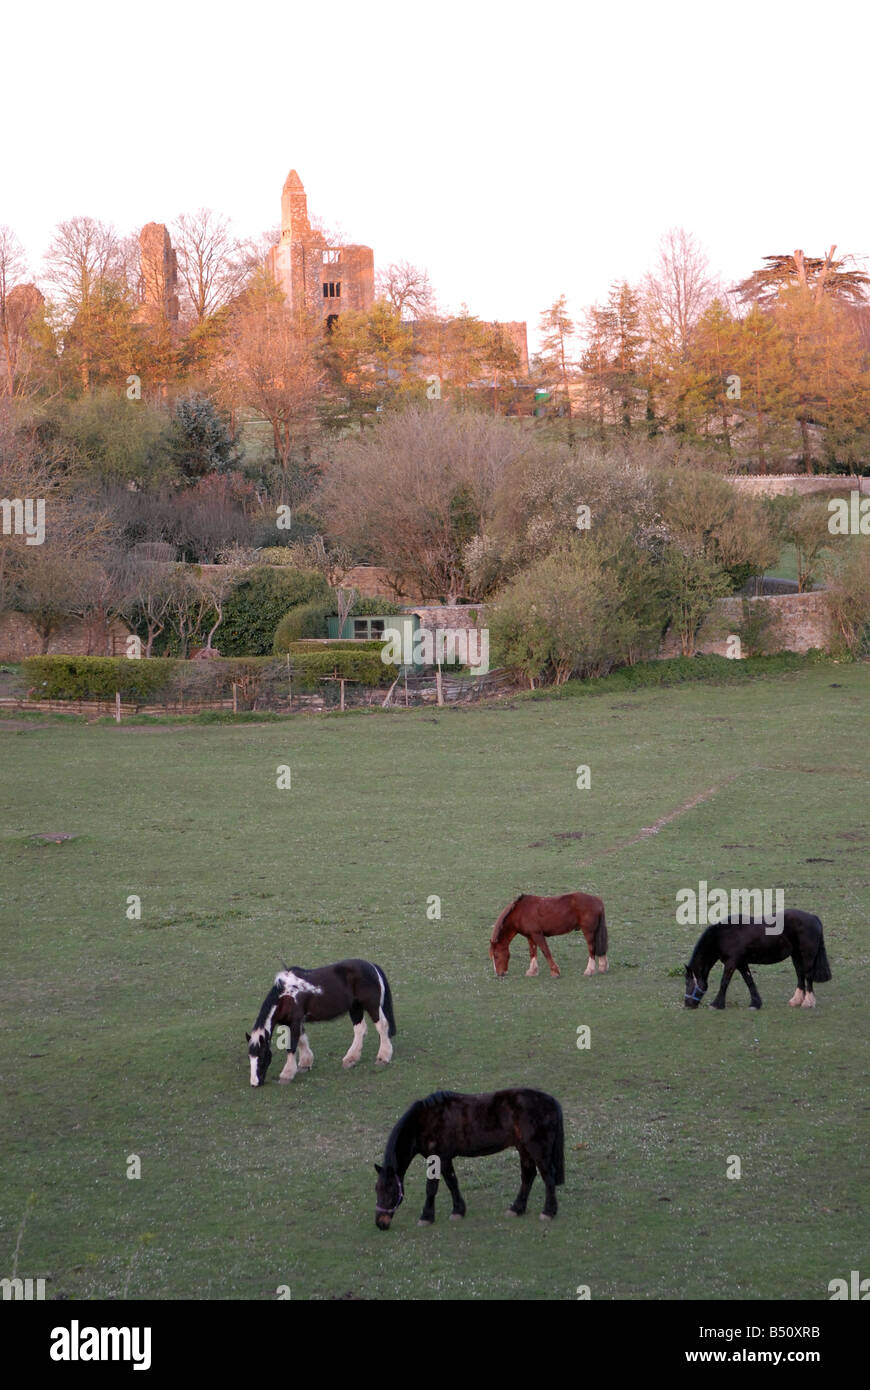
273;599;334;647
282;643;394;691
824;541;870;657
219;567;330;655
343;595;404;618
22;656;178;702
489;540;651;686
735;597;777;657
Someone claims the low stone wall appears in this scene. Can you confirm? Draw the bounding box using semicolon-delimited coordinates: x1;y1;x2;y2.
411;604;487;631
344;565;424;601
660;591;831;658
0;614;132;662
728;474;870;497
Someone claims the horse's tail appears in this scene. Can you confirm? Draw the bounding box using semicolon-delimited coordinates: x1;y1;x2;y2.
374;964;397;1036
813;923;832;983
594;903;608;958
552;1099;565;1187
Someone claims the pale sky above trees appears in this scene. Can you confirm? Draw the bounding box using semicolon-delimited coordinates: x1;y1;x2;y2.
4;0;869;351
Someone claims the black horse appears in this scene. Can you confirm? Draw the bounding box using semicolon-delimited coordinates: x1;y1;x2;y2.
246;959;396;1085
374;1088;565;1229
684;910;831;1010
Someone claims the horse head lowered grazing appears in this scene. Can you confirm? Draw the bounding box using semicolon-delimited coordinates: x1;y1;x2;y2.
683;910;832;1010
246;959;396;1085
489;892;608;979
374;1088;565;1229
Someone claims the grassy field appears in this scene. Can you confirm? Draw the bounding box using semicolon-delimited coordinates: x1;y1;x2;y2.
1;662;867;1301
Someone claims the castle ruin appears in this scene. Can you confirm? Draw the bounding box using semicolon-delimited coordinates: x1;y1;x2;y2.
266;169;374;328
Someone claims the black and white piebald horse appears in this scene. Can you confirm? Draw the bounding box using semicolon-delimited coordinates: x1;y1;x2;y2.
246;958;396;1086
684;910;832;1010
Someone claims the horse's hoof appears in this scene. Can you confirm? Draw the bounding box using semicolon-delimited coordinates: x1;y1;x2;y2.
375;1057;391;1066
801;995;816;1009
297;1063;312;1072
525;967;538;977
550;971;561;979
583;967;595;977
449;1213;464;1221
341;1058;359;1069
505;1208;520;1217
417;1218;433;1227
278;1076;294;1084
539;1213;554;1222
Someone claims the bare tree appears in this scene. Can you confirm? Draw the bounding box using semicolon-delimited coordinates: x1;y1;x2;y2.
642;228;718;357
317;405;528;602
214;290;324;502
42;217;130;391
375;261;435;320
43;217;124;318
0;226;27;396
127;553;176;657
173;209;250;322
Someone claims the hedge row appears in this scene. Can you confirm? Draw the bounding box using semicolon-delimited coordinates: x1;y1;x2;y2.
22;656;181;701
526;651;828;700
21;647;396;702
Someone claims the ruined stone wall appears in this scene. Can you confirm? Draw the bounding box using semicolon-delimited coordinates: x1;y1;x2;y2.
659;591;831;658
0;614;133;662
138;223;179;323
728;474;870;497
411;604;487;632
268;169;373;325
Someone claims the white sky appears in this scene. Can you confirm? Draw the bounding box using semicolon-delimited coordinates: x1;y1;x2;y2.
4;0;869;351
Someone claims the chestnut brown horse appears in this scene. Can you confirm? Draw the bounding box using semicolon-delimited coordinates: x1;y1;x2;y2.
489;892;607;978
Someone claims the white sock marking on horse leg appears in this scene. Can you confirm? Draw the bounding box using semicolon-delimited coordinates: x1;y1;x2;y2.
583;957;596;976
342;1020;367;1068
801;990;816;1008
525;957;538;977
297;1032;314;1070
598;955;608;973
788;988;805;1007
278;1050;298;1082
375;1010;393;1064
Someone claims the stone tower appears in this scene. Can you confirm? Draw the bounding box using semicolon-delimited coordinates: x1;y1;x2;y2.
138;223;179;323
267;169;374;327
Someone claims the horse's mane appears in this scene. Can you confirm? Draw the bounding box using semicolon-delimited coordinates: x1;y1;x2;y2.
490;894;525;944
384;1092;463;1168
421;1090;461;1108
252;983;283;1031
383;1099;425;1169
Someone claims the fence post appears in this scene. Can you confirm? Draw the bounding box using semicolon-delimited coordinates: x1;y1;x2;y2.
435;665;444;707
232;682;238;715
115;691;121;724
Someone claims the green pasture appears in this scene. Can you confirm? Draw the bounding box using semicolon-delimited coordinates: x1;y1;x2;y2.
0;662;867;1300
